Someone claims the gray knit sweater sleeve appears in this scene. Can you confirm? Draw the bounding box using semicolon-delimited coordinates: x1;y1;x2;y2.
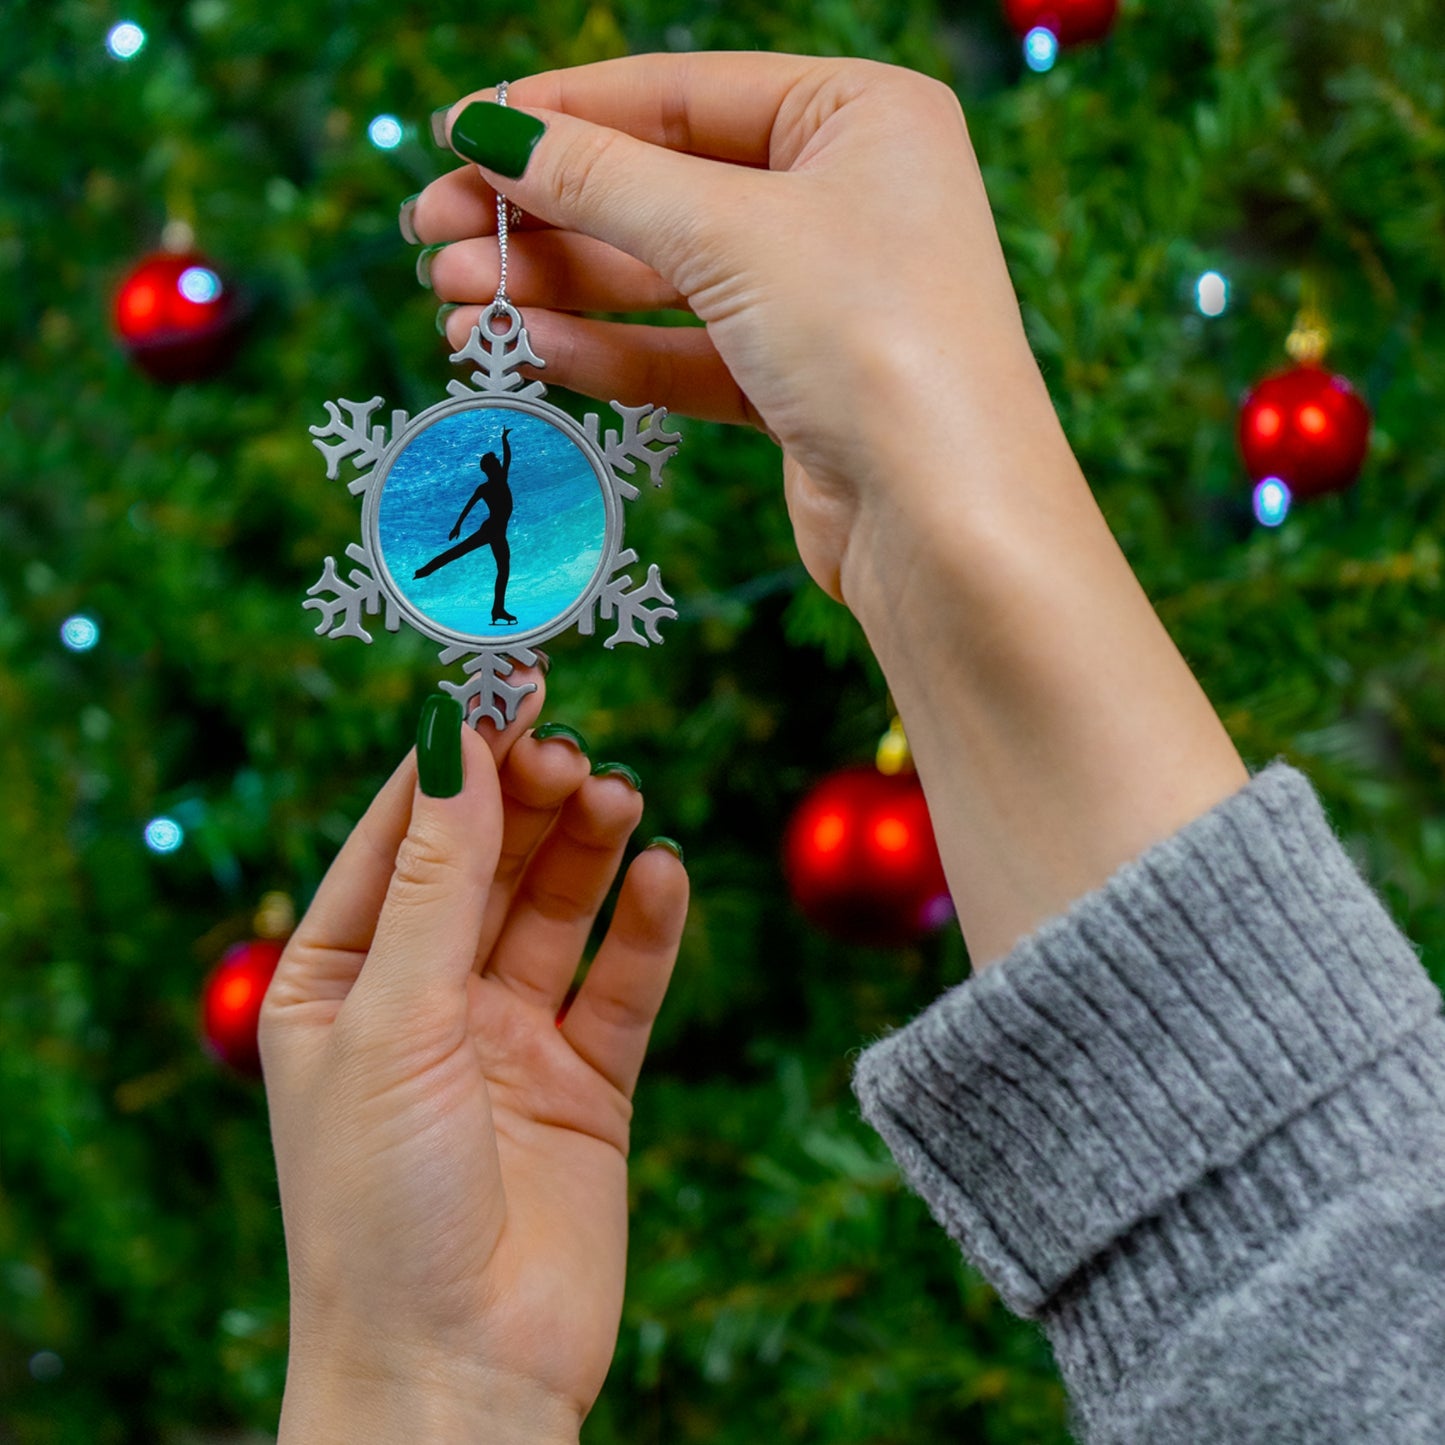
849;758;1445;1442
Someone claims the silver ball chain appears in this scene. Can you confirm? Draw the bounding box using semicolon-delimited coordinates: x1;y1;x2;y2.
491;82;524;319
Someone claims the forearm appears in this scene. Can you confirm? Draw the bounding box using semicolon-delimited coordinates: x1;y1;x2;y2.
841;353;1250;971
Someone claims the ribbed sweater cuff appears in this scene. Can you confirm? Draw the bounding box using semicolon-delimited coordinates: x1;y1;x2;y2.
849;758;1444;1318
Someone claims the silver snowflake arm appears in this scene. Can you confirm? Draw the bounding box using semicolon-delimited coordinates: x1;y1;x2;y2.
583;403;682;500
303;543;400;643
579;549;677;648
448;314;547;400
437;644;541;730
309;398;409;493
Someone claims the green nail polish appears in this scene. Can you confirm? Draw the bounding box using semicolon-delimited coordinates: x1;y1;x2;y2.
416;242;448;290
450;101;546;179
435;302;460;337
430;105;452;148
398;193;422;245
533;722;589;756
417;694;464;797
591;760;642;791
645;836;684;865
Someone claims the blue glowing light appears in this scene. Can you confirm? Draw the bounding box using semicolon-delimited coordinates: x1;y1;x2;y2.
1024;26;1059;72
60;615;100;651
1196;270;1229;317
144;817;185;853
178;266;222;303
1253;477;1292;528
106;21;146;59
368;114;404;150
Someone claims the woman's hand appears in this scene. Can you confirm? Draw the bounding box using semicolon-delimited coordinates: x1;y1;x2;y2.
259;680;688;1442
411;53;1064;606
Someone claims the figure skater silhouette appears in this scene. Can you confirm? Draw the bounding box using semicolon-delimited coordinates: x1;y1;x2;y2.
413;427;517;624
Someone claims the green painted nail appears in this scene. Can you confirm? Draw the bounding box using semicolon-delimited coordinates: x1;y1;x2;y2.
645;836;684;865
450;100;546;179
591;760;641;791
398;193;422;245
417;694;464;797
416;242;448;290
429;105;452;148
533;722;589;756
435;302;460;337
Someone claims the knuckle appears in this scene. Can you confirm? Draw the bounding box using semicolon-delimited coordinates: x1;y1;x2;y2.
548;125;624;219
389;822;467;899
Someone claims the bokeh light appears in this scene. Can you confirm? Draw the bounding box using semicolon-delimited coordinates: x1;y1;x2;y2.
1253;477;1292;528
60;615;100;651
1196;270;1229;317
105;21;145;59
368;114;404;150
178;266;222;303
1024;26;1059;72
144;817;185;853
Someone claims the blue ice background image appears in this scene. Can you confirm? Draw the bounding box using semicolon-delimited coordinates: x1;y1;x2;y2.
378;409;606;641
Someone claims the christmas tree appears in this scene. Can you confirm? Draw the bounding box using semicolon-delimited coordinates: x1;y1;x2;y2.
3;0;1443;1441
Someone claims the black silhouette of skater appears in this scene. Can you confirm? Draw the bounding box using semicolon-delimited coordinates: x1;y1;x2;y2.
413;427;517;624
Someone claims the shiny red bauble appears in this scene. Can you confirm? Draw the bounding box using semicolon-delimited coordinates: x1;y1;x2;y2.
783;766;953;947
200;939;284;1076
1003;0;1119;44
1237;362;1372;500
113;250;240;382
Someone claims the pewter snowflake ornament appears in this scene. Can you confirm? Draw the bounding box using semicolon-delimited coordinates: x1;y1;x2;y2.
304;303;681;728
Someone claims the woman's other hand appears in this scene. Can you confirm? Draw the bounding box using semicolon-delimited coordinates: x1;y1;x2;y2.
260;680;688;1441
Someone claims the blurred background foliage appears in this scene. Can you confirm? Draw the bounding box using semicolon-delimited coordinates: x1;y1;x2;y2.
3;0;1444;1440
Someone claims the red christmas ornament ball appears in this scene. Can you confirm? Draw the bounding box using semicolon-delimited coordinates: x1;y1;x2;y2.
113;250;240;382
200;939;284;1076
1238;362;1372;500
1003;0;1119;45
783;766;954;947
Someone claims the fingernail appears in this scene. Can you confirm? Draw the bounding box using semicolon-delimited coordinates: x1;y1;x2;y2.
430;105;452;148
417;693;464;797
644;836;684;865
416;242;448;290
532;722;589;756
435;302;460;337
398;193;422;245
591;760;641;791
450;100;546;179
531;648;551;676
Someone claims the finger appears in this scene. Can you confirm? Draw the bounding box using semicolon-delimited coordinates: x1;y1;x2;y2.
266;750;420;1005
430;230;687;314
439;92;775;285
479;52;849;166
440;306;762;426
472;726;593;971
410;163;556;245
344;714;504;1036
483;772;646;1013
559;845;689;1101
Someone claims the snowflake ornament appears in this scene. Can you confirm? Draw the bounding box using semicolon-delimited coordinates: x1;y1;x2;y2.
305;303;681;728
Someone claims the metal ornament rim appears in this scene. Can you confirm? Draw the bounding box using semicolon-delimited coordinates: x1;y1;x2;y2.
361;391;623;655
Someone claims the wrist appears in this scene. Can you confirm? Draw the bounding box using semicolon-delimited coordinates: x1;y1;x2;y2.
279;1343;582;1445
835;387;1248;973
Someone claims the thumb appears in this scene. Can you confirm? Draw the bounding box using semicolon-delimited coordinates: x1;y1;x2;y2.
345;695;503;1033
441;95;761;292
